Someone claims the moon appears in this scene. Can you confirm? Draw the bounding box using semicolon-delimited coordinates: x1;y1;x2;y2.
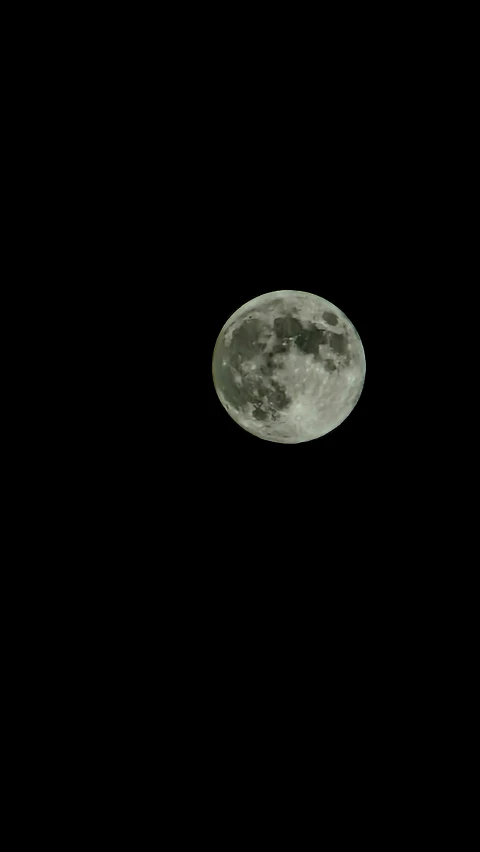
212;290;366;444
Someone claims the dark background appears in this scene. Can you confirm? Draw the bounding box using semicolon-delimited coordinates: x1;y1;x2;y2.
9;7;468;824
19;4;455;541
53;7;454;606
95;9;444;562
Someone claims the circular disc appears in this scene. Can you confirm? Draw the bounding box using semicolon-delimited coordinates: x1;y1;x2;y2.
212;290;366;444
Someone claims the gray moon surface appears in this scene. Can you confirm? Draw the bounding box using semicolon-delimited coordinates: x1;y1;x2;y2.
212;290;366;444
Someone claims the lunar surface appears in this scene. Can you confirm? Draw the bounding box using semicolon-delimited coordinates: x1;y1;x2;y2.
212;290;366;444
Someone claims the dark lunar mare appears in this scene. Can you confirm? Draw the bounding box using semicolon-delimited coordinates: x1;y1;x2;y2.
294;323;328;359
274;316;303;339
214;310;347;416
230;318;264;355
323;311;338;325
214;316;294;416
273;313;333;362
328;331;347;355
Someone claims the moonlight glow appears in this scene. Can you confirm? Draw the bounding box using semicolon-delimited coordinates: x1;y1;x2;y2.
212;290;366;444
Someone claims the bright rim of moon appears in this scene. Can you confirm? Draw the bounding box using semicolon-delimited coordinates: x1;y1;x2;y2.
212;290;366;444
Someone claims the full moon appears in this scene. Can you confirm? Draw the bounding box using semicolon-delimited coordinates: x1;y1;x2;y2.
212;290;366;444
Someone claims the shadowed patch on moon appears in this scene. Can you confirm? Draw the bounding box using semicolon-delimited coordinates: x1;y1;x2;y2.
217;329;292;417
261;350;284;374
323;311;338;325
222;374;259;410
230;318;263;355
252;407;268;420
263;351;275;367
219;373;246;409
329;332;347;355
271;340;290;355
324;359;336;372
274;315;303;339
269;380;290;410
250;377;291;421
295;324;328;358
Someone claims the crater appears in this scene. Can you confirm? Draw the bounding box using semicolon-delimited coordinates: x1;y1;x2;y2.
323;311;338;325
324;359;337;372
252;407;268;421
